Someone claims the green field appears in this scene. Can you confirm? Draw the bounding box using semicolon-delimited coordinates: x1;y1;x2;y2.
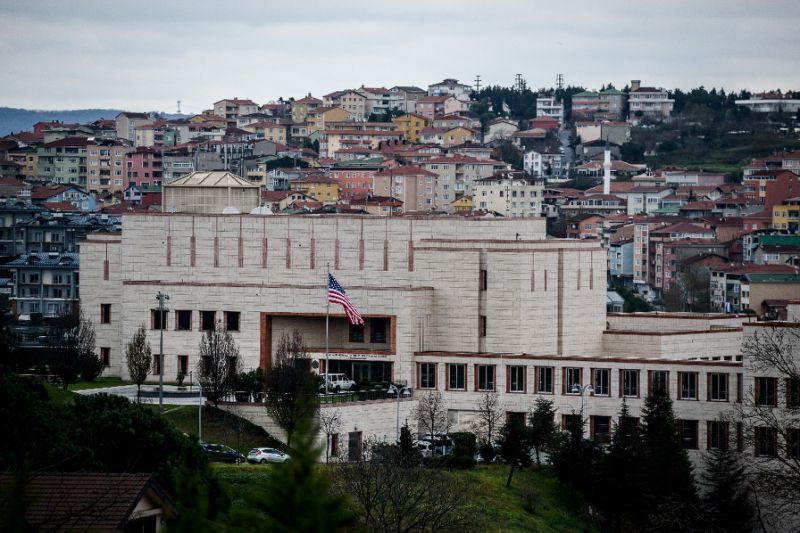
213;463;591;532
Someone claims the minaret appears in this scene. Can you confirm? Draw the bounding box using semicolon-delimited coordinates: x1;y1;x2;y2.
603;141;611;195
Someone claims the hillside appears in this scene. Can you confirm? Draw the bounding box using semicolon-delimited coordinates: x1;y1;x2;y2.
0;107;125;135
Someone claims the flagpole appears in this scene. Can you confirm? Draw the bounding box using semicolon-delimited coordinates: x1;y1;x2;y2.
325;262;330;395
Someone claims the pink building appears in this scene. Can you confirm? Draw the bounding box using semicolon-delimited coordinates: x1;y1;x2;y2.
373;165;437;212
125;147;163;188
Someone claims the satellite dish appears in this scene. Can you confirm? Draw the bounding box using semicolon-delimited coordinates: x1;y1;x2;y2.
222;206;240;214
249;206;274;215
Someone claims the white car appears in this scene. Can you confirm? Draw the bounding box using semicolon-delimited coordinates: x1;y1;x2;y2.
318;373;356;393
248;447;290;464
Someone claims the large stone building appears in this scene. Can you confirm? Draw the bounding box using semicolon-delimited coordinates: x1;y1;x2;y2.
162;171;260;214
81;213;769;474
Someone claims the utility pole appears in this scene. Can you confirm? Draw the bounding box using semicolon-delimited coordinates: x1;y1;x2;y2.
156;291;170;410
556;74;564;91
176;100;181;114
474;74;482;93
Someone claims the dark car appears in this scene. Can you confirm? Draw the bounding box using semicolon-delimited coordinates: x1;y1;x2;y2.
201;443;245;464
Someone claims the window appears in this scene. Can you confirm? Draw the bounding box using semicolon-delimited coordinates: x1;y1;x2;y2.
708;373;728;401
536;366;554;393
349;324;364;342
787;378;800;408
508;366;526;393
151;309;168;330
755;377;777;407
565;367;582;394
679;372;698;400
419;363;437;389
592;368;609;396
225;311;240;332
176;310;192;331
477;365;495;391
479;315;487;337
678;419;698;449
448;364;466;390
562;414;581;432
152;354;161;375
622;369;639;397
200;311;215;331
100;347;110;367
591;416;611;443
707;421;729;450
100;304;111;324
371;318;387;343
736;373;743;403
330;433;339;457
178;355;188;375
788;429;800;459
480;269;487;291
754;427;778;457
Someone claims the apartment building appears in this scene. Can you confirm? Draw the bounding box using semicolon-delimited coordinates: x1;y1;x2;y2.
535;95;564;125
36;137;89;188
125;147;163;188
213;98;259;129
8;251;79;317
86;140;127;195
628;80;674;120
419;155;499;211
392;114;429;144
474;172;544;217
323;90;367;121
372;166;437;212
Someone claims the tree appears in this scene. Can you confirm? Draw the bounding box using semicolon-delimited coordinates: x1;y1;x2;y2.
264;330;318;446
334;439;476;532
700;446;755;533
237;404;353;533
620;141;645;163
0;295;17;364
319;407;342;463
471;392;503;446
497;419;533;488
47;310;99;390
528;397;556;467
413;391;450;443
197;320;240;407
125;324;152;403
737;325;800;523
639;389;697;513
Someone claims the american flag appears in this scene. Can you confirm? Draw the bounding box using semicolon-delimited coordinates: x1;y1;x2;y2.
328;273;364;325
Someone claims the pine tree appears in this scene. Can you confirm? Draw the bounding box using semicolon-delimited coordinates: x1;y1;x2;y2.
497;419;533;488
528;398;556;468
700;447;754;533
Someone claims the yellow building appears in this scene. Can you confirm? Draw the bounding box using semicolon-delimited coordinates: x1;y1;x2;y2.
292;95;322;123
243;121;289;144
451;195;474;213
772;197;800;231
442;126;475;148
392;113;429;143
307;106;352;134
289;175;340;203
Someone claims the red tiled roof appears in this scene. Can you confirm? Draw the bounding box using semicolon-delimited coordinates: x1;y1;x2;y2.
294;96;322;105
715;263;798;275
423;155;495;165
43;136;91;148
30;185;69;199
417;96;448;103
41;201;81;213
375;165;437;177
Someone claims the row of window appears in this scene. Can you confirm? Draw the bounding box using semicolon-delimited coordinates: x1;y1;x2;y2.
99;305;241;332
419;364;800;408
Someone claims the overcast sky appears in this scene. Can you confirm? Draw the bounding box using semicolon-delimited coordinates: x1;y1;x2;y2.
1;0;798;112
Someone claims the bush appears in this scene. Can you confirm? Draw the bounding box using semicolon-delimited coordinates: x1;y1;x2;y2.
78;352;104;381
451;431;477;458
521;486;542;514
446;454;476;470
479;442;496;463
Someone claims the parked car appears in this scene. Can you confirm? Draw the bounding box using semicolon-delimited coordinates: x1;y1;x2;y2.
201;443;245;464
318;373;356;393
248;447;290;464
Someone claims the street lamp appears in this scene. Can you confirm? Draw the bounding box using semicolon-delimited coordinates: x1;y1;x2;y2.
388;383;411;441
156;291;170;410
571;383;594;435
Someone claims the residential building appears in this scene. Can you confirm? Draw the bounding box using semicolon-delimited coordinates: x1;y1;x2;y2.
306;107;352;134
86;140;127;195
474;172;544;217
242;121;290;144
125;147;163;188
415;96;448;121
330;158;384;198
8;251;79;317
735;92;800;114
628;80;674;121
420;155;500;210
772;197;800;232
710;264;797;312
624;186;673;215
36;137;89;188
213;98;259;128
524;144;565;179
356;86;403;117
289;175;340;203
536;95;564;125
291;95;322;123
115;112;152;142
320;129;403;158
420;126;475;148
392;114;429;143
484;118;519;144
597;88;627;121
323;90;367;121
752;235;800;265
571;91;599;121
740;273;800;316
427;78;472;99
389;86;427;113
372;166;437;212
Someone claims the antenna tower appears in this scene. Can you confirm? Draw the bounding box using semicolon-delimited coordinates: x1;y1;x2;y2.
556;74;564;90
474;74;482;93
515;73;524;92
176;100;181;114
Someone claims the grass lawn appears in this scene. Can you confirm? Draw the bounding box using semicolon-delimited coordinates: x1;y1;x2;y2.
69;377;128;391
154;405;284;455
44;383;75;405
213;462;591;532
